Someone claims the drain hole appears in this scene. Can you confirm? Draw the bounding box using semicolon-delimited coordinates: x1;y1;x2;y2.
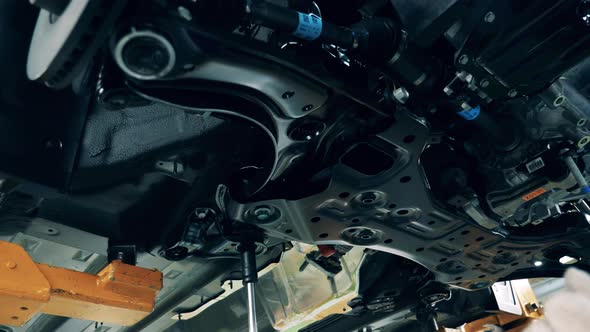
400;176;412;183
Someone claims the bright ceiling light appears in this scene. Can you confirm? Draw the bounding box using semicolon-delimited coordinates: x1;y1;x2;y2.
534;261;543;267
559;255;579;265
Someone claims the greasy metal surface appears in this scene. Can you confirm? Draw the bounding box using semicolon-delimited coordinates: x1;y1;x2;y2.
179;58;329;119
230;110;590;289
0;240;162;327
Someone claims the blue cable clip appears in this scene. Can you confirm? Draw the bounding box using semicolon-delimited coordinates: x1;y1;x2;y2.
293;12;323;41
457;105;481;121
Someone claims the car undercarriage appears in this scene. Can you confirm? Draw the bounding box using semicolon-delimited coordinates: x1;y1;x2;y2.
2;0;590;331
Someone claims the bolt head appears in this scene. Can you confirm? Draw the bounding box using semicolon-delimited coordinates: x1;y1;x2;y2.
392;87;410;104
177;6;192;21
480;79;490;88
484;11;496;23
6;261;16;269
254;207;272;221
458;54;469;65
508;89;518;97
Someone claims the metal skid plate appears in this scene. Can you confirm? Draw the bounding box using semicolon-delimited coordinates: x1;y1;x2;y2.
229;111;590;290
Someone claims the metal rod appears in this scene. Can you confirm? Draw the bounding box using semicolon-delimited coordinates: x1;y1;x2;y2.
246;282;258;332
565;156;590;198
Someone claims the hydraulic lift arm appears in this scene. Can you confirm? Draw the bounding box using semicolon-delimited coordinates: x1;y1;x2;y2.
0;241;162;327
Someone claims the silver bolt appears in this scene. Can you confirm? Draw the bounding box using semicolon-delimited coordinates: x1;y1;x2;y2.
480;79;490;88
253;207;272;221
177;6;192;21
484;11;496;23
392;87;410;104
508;89;518;97
458;54;469;65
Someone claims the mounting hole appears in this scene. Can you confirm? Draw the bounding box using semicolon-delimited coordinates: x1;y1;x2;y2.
223;248;230;252
310;217;321;223
282;91;295;99
361;193;377;204
342;227;381;245
476;236;485;242
448;237;455;242
339;192;350;199
525;251;532;255
384;239;393;244
416;247;425;252
342;143;394;175
231;243;238;247
247;205;281;223
475;263;482;267
285;229;293;234
497;250;504;254
19;307;28;311
388;203;397;209
511;262;519;266
351;218;360;223
10;317;17;320
440;258;448;262
553;95;566;107
289;119;325;141
461;230;470;235
427;220;436;225
43;228;59;236
478;275;487;278
403;135;416;143
463;244;470;248
319;233;329;238
302;104;314;112
455;276;463;281
358;192;380;205
400;176;412;183
396;209;409;216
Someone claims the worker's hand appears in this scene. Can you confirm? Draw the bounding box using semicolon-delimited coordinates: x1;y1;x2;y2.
525;268;590;332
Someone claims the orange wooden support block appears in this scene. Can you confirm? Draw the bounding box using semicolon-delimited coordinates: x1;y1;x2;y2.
0;241;162;327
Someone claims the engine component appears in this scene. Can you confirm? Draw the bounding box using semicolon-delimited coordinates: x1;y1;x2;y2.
11;1;590;330
487;172;578;227
26;0;127;88
0;241;162;326
249;1;354;47
113;29;177;80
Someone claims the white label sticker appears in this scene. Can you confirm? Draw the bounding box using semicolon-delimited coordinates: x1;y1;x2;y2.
526;157;545;173
492;281;523;315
